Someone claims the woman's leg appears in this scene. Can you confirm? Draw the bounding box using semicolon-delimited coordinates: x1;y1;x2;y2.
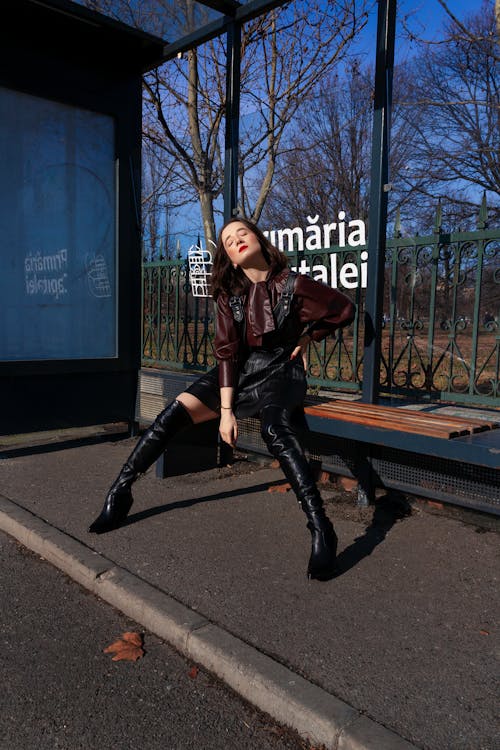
89;394;218;534
260;405;337;580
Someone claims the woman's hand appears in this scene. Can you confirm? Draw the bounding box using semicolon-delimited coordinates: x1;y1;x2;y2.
219;409;238;448
290;333;310;369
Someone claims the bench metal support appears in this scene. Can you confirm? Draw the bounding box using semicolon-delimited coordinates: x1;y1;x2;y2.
355;453;373;507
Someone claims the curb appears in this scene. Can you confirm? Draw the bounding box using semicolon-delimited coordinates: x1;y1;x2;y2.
0;494;418;750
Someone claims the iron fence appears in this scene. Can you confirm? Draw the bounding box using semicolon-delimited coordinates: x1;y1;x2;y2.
142;216;499;407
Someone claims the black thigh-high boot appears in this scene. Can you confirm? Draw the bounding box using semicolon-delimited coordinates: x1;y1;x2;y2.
89;400;193;534
260;405;337;580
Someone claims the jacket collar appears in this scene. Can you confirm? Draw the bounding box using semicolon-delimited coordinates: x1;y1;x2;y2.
245;267;290;337
247;281;275;337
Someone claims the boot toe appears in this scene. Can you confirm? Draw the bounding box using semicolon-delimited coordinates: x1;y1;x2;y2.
307;559;338;581
88;514;119;534
88;491;133;534
307;546;338;580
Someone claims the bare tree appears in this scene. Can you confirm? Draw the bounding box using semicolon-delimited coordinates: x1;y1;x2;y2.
237;2;370;224
260;60;419;230
145;1;370;245
84;0;370;247
259;62;372;228
142;139;183;260
398;0;499;227
263;1;499;235
143;35;226;248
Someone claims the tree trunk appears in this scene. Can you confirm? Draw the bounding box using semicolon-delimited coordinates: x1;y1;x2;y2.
199;190;216;247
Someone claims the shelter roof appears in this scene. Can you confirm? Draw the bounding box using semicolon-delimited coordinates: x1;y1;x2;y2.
4;0;166;72
7;1;304;71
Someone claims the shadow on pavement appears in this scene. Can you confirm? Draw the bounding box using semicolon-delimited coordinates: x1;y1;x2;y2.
121;479;289;528
334;493;412;578
0;432;128;459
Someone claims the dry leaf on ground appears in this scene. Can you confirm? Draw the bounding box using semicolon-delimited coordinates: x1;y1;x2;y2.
103;631;145;662
268;482;292;493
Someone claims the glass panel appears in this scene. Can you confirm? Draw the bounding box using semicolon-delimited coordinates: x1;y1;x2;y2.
239;0;375;392
141;35;226;368
383;0;499;405
142;32;227;252
0;87;117;361
72;1;224;40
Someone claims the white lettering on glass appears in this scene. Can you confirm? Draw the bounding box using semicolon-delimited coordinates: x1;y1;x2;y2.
24;249;68;301
263;213;368;289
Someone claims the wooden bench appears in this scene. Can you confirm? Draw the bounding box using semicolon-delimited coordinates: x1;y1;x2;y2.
303;399;500;506
138;369;499;512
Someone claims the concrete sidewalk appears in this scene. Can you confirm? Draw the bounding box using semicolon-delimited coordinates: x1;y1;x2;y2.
1;434;498;750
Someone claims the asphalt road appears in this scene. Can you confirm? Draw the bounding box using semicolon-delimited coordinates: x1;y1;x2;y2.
0;531;307;750
2;438;499;750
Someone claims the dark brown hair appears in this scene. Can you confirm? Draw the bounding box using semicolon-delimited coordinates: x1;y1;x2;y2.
211;217;287;300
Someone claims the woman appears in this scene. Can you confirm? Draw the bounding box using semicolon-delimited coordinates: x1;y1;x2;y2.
89;218;355;580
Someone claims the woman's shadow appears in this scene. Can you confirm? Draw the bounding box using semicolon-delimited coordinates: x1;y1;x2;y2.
121;481;411;580
122;478;288;526
333;492;412;578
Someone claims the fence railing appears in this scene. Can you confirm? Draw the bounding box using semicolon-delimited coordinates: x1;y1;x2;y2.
142;222;499;407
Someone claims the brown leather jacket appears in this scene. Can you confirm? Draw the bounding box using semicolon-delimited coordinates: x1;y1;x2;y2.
214;268;355;387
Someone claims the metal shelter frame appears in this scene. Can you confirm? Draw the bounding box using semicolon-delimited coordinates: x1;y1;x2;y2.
143;0;398;405
27;0;396;406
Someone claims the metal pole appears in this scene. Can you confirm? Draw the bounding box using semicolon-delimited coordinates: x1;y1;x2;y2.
223;20;241;221
220;20;241;467
361;0;397;403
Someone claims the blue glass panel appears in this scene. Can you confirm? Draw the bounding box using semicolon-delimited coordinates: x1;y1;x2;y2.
0;87;117;361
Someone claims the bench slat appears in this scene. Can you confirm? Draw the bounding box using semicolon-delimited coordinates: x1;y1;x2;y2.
314;401;495;425
305;400;499;434
305;402;469;428
304;405;459;436
311;402;459;423
353;406;497;433
304;405;464;439
417;414;498;432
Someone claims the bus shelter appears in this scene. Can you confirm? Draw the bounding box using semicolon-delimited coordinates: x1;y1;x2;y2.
0;0;394;433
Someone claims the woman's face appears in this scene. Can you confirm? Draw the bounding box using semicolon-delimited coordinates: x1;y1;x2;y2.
220;221;263;268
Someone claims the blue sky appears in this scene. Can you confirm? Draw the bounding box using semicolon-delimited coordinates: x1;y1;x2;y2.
352;0;481;62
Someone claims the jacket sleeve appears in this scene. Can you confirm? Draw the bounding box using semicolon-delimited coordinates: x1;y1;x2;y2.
295;274;356;342
214;294;241;388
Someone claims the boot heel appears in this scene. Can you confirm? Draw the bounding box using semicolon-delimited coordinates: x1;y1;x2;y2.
307;526;338;580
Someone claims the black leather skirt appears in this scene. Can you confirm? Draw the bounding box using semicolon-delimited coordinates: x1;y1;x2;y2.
185;344;307;418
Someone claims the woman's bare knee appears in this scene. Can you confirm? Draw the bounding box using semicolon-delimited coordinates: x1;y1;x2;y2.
177;393;218;424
